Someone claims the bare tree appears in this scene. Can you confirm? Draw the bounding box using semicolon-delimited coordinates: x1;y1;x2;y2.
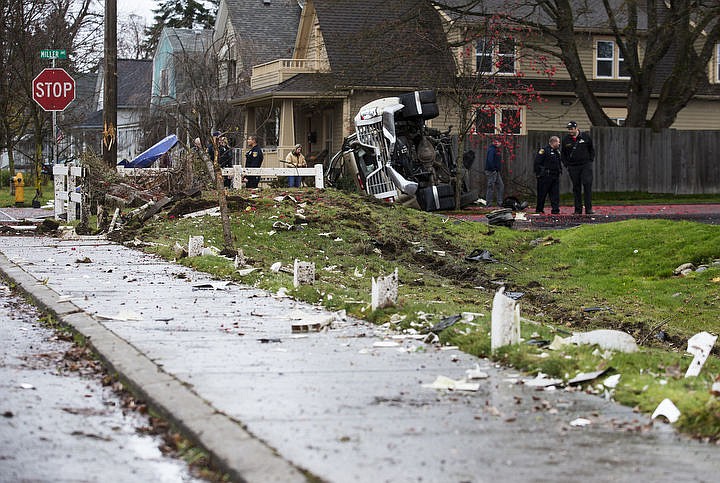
118;13;151;60
434;0;720;130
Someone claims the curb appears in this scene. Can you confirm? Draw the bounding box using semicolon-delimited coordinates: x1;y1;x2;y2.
0;249;307;483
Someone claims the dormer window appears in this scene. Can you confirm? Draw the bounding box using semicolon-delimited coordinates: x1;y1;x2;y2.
476;38;516;75
595;39;629;79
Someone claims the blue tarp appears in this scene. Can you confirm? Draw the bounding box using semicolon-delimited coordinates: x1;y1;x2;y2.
120;134;178;168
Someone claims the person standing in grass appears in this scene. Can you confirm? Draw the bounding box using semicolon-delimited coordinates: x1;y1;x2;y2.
244;135;264;189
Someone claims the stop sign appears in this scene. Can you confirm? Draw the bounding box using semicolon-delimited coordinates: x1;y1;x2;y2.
32;68;75;111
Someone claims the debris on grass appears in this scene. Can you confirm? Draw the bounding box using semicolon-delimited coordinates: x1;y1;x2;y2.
491;287;520;351
651;398;681;423
567;368;609;385
566;329;638;353
684;331;718;378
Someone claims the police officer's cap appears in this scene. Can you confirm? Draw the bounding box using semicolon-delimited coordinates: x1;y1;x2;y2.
566;121;577;128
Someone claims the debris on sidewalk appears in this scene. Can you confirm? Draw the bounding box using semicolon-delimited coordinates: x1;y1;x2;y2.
95;310;143;321
465;364;490;380
684;331;717;377
652;398;681;423
569;417;592;427
523;373;563;388
192;281;233;290
422;375;480;392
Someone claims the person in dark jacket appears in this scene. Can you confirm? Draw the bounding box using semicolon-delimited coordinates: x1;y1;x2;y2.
244;135;264;189
484;138;504;207
561;121;595;214
534;136;562;214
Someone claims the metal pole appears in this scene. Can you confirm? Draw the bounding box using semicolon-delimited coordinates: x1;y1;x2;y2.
52;57;56;165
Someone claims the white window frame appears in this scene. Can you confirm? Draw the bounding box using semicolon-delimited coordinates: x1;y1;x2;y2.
716;43;720;83
476;38;516;75
595;39;629;80
474;105;526;135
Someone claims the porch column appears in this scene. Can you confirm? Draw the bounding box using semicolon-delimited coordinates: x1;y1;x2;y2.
278;99;295;161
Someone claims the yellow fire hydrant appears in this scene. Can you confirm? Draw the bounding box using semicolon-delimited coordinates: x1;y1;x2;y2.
12;172;25;206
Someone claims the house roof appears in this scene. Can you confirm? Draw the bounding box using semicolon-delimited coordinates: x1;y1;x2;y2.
311;0;455;88
163;28;214;53
118;59;153;108
224;0;301;61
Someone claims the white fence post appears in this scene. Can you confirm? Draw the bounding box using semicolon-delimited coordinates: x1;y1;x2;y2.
53;162;83;221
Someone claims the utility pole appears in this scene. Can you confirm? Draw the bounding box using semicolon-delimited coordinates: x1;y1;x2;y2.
103;0;117;167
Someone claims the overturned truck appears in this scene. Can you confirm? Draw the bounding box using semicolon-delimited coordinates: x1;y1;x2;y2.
326;90;478;211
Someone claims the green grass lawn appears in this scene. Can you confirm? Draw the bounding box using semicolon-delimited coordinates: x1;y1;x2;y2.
116;188;720;440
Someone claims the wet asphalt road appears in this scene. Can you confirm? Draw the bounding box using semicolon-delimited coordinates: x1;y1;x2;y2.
0;282;203;483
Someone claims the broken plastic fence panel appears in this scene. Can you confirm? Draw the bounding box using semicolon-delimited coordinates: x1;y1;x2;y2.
651;398;681;423
188;235;204;257
182;206;220;218
429;314;461;333
603;374;621;389
684;331;718;378
569;418;592;427
371;268;398;311
466;364;490;380
293;259;315;288
491;287;521;351
523;373;563;387
270;262;282;273
422;375;480;392
567;329;638;353
567;368;608;385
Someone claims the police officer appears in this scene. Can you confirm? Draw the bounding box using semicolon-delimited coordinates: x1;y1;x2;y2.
244;135;264;189
534;136;562;214
561;120;595;215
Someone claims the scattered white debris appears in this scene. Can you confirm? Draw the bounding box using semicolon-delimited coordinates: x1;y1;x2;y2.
569;418;592;427
651;398;681;423
684;331;718;378
19;383;35;390
373;340;400;348
423;375;480;392
182;207;220;218
270;262;282;273
95;310;143;321
568;369;608;385
465;364;490;380
566;329;638;353
371;269;398;311
603;374;621;389
353;267;365;278
523;373;563;387
237;267;258;276
192;281;232;290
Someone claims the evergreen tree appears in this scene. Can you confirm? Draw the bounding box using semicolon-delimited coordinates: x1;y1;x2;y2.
143;0;218;56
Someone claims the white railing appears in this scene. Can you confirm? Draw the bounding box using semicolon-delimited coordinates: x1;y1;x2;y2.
221;164;325;189
53;163;84;221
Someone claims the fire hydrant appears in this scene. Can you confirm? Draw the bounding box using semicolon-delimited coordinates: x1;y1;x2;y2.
12;172;24;206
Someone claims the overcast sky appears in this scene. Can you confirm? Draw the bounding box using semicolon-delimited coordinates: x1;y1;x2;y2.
118;0;158;22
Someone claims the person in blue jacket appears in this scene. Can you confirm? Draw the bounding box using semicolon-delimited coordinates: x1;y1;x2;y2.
484;137;504;207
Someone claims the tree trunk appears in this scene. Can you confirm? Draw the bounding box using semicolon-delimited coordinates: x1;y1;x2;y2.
208;138;234;253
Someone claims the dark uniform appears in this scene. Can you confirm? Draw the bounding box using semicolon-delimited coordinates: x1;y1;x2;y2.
534;143;562;213
244;144;264;188
561;129;595;214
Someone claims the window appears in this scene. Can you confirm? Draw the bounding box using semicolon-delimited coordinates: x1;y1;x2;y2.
159;69;169;96
226;60;236;85
476;38;516;74
595;39;629;79
475;106;525;135
716;44;720;83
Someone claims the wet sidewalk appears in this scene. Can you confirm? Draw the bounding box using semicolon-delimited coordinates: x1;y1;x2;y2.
1;236;718;482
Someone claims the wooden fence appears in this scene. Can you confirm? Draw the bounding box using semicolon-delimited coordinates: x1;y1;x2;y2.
466;128;720;197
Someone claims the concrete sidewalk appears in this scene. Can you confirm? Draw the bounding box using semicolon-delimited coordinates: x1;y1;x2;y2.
1;236;719;482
